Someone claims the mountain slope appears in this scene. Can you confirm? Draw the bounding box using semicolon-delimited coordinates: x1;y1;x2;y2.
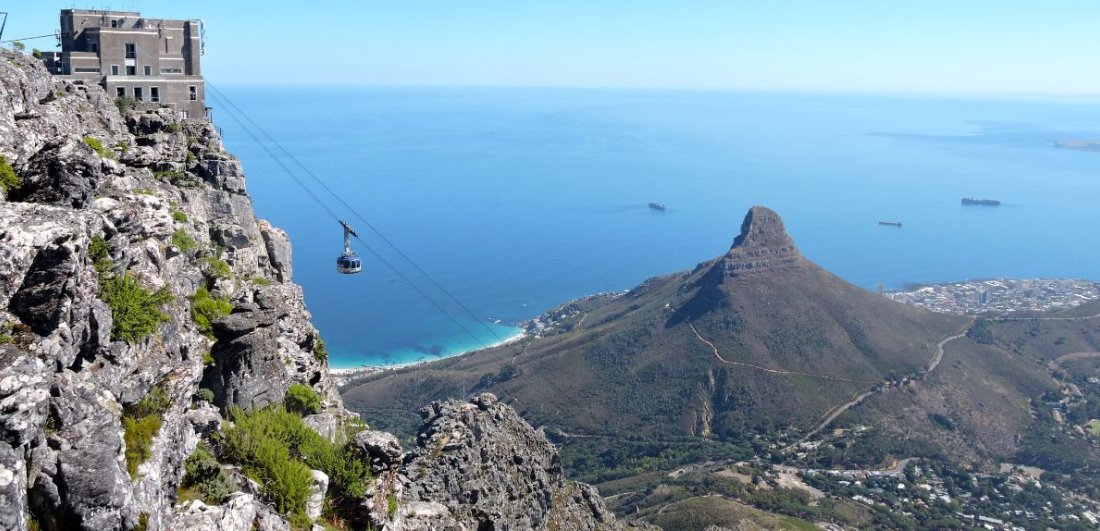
343;206;964;441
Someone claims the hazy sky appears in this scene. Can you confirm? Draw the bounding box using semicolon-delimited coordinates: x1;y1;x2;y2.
4;1;1099;95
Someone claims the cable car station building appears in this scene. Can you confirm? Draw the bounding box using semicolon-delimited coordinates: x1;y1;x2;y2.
38;9;207;119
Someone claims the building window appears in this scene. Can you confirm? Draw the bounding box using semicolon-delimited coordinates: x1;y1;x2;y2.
73;67;101;73
126;66;136;76
143;66;151;76
116;87;125;98
111;65;119;75
134;87;143;102
150;87;160;103
125;43;136;59
90;42;98;53
111;20;118;28
160;68;182;74
189;86;197;101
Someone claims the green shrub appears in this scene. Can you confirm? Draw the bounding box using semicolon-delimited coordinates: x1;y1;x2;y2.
285;384;322;416
200;256;232;280
249;276;272;287
312;337;328;362
132;187;155;195
191;287;232;337
83;136;112;158
165;122;183;134
186;150;196;164
32;49;43;59
132;513;149;531
154;169;197;187
172;210;189;223
219;407;372;522
194;387;215;403
171;229;198;253
0;155;21;196
116;141;129;153
182;445;237;504
122;385;173;478
99;273;172;344
0;322;14;345
202;351;215;365
114;97;137;113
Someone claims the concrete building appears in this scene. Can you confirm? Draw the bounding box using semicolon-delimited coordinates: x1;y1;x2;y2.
39;9;206;119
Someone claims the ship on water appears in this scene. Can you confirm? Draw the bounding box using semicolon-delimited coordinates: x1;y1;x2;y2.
962;197;1001;206
879;221;902;227
648;202;666;211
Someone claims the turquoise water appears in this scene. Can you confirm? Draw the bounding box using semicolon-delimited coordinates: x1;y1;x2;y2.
213;87;1100;368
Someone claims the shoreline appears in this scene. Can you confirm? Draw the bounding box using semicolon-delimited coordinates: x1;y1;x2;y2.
328;330;527;382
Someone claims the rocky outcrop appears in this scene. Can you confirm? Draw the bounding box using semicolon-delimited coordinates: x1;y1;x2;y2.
717;205;802;276
0;48;333;530
0;47;633;531
361;393;641;531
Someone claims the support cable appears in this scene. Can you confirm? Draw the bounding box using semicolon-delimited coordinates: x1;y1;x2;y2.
206;83;509;344
205;88;492;350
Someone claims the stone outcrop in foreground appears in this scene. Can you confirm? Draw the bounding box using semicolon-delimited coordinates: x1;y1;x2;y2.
0;47;632;530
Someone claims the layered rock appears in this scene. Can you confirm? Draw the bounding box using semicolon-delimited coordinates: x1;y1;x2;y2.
0;47;632;531
714;205;802;276
0;48;336;530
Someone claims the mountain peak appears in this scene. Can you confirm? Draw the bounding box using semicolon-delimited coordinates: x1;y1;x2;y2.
719;206;801;275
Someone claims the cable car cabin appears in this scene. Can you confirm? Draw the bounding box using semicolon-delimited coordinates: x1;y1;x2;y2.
337;255;362;274
336;220;362;274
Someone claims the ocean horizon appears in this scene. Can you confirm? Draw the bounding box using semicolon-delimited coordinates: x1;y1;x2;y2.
213;86;1100;368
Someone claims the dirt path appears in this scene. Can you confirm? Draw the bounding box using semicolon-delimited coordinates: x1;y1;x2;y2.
688;322;873;384
997;311;1100;322
1048;351;1100;371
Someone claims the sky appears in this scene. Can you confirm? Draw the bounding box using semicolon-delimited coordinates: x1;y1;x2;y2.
3;1;1100;96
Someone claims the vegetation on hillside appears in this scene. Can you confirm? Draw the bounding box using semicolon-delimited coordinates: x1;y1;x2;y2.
0;154;20;196
218;406;371;526
122;384;173;478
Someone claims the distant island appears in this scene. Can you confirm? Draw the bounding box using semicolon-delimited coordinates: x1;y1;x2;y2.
1054;139;1100;152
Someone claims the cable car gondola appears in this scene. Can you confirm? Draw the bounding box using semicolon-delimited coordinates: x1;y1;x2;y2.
336;220;362;274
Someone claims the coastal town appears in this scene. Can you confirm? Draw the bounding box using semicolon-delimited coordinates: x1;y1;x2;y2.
886;278;1100;315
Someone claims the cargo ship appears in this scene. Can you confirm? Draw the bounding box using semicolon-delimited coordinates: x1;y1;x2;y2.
878;221;902;227
962;197;1001;206
648;203;666;211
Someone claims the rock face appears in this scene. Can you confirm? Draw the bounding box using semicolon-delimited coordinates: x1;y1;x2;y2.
0;47;633;531
716;205;802;276
363;393;642;531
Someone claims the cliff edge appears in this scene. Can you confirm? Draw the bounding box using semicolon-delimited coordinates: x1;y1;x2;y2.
0;48;636;531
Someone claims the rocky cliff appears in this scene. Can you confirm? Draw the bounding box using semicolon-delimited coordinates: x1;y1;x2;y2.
0;48;636;531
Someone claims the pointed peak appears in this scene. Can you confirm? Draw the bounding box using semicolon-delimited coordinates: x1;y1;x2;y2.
731;206;794;250
714;206;801;275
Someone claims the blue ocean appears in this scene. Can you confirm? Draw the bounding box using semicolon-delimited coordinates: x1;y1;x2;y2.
213;87;1100;368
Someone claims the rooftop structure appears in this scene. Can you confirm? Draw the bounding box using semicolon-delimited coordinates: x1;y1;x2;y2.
38;9;206;119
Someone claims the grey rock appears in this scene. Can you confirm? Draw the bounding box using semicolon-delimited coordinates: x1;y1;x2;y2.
353;429;404;473
8;241;77;335
9;136;105;208
306;469;329;521
382;393;633;530
0;346;49;448
171;494;290;531
201;304;291;411
258;220;293;282
0;440;28;531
